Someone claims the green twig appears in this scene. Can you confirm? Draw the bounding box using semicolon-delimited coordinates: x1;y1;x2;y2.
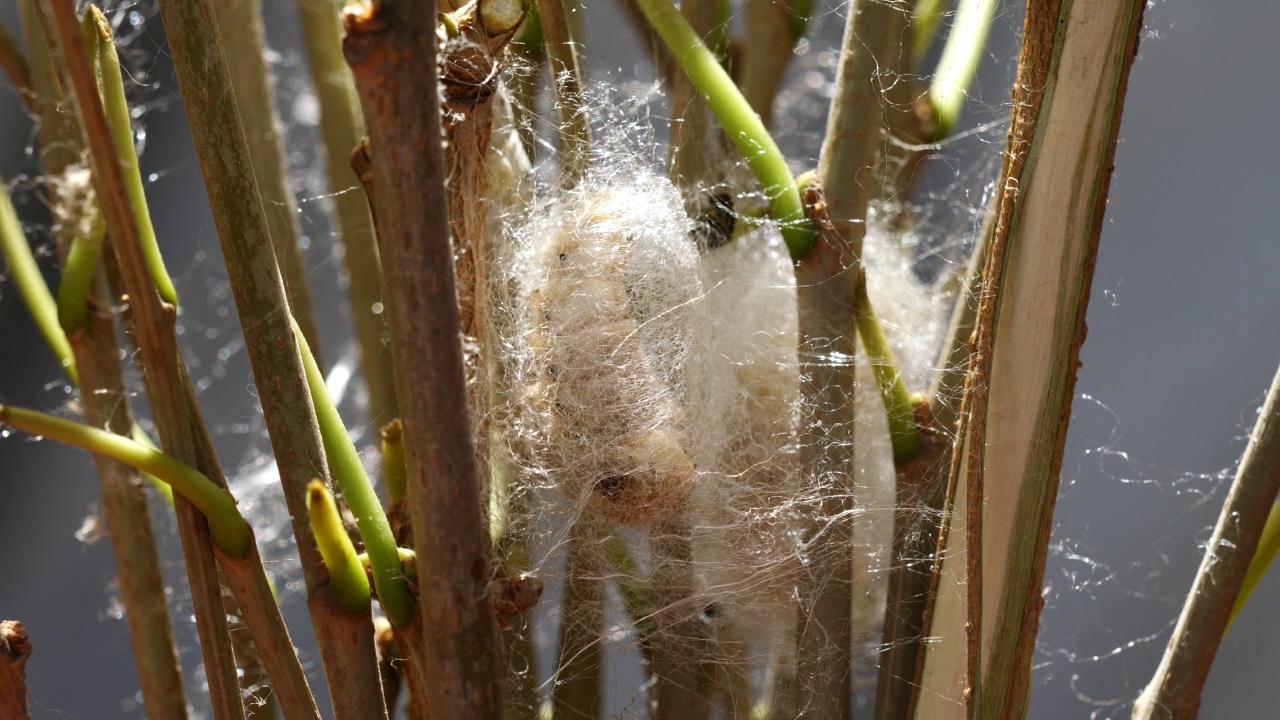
855;279;922;463
633;0;813;257
307;480;372;613
0;173;78;384
0;404;251;556
911;0;946;66
54;206;105;333
80;7;177;307
380;419;406;505
928;0;998;140
292;0;397;427
296;320;413;627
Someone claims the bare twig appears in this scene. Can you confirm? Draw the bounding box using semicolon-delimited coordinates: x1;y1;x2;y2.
783;0;898;713
1132;364;1280;719
740;0;796;129
535;0;590;184
553;524;604;720
343;1;507;716
67;274;190;720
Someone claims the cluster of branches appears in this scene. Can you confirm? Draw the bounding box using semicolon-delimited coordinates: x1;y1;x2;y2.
2;1;1276;720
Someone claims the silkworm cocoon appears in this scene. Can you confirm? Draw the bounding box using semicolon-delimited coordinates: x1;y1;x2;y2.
527;176;702;526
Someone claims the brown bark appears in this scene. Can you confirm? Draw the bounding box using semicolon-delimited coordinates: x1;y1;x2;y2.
343;2;507;716
0;621;32;720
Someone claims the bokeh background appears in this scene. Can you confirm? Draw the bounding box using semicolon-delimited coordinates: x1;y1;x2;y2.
2;0;1278;717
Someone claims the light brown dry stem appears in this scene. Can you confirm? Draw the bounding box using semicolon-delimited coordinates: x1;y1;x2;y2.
913;1;1147;715
1133;365;1280;718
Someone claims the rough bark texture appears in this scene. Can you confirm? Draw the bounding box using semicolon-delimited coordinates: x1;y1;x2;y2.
343;2;507;716
0;621;32;720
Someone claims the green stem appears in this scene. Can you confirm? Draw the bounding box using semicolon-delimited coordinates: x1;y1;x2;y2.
293;0;397;428
928;0;998;140
380;419;406;506
307;480;372;613
295;320;414;627
0;172;78;384
0;403;251;556
54;204;106;333
81;7;177;307
911;0;946;67
855;279;922;463
633;0;813;257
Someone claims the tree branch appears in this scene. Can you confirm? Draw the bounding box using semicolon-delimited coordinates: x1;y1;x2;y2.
343;2;506;716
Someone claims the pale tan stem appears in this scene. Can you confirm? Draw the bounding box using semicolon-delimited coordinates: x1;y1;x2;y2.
1133;364;1280;719
913;1;1147;716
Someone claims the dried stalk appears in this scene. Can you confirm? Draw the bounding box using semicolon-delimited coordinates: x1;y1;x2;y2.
875;216;986;720
343;1;507;716
781;0;896;714
152;0;393;715
64;274;190;720
912;1;1147;717
535;0;590;184
553;524;604;720
213;0;323;361
0;621;32;720
1132;364;1280;719
292;0;397;427
41;2;245;715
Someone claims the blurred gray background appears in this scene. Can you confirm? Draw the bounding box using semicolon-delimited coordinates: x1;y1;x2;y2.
2;0;1278;718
